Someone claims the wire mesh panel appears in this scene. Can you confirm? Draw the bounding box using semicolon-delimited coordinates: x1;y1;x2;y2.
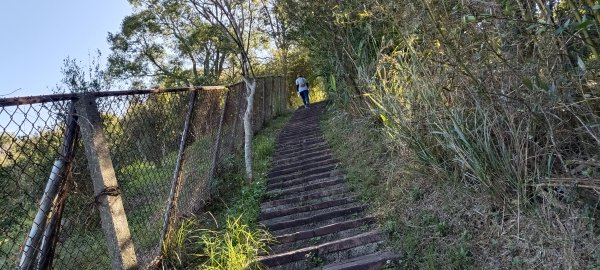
255;78;265;132
97;92;189;266
220;82;246;158
0;101;71;269
0;77;289;269
177;89;227;215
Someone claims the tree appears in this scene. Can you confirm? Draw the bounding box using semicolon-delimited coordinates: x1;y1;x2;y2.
260;0;291;86
107;0;237;86
190;0;263;181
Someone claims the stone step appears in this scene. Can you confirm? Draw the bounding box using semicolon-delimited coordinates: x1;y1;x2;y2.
273;142;329;158
268;158;338;179
272;149;332;167
272;216;377;253
267;171;341;192
261;200;362;226
278;129;322;141
269;153;334;176
266;177;346;200
261;196;358;221
267;169;341;189
319;251;401;270
275;136;326;149
264;204;366;232
268;163;340;184
271;210;367;237
261;185;351;210
259;231;384;268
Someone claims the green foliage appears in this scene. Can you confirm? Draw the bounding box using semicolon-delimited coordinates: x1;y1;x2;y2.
290;0;600;206
58;50;111;93
195;216;272;270
157;113;290;269
108;1;237;86
212;114;290;225
162;218;200;268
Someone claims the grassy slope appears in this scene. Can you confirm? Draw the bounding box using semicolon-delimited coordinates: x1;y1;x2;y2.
163;112;291;269
321;106;600;269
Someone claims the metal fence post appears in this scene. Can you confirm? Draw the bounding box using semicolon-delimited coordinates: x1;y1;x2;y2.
208;89;230;187
261;77;267;126
278;77;283;115
270;77;274;119
36;104;80;270
158;90;198;256
75;95;138;270
19;103;79;270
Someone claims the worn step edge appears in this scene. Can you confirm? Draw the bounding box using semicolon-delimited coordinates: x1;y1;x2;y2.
259;231;384;267
267;177;346;200
273;145;330;160
267;169;339;189
268;158;338;179
273;142;329;157
272;149;332;167
271;224;375;255
269;164;340;184
262;201;364;227
262;189;353;215
278;131;322;142
319;251;401;270
261;185;351;208
273;142;329;156
268;165;339;185
269;154;334;176
279;123;320;131
263;205;366;231
260;197;359;223
274;216;377;245
276;137;326;148
267;171;341;192
278;130;322;141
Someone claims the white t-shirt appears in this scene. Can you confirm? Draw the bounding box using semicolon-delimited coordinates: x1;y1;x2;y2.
295;77;308;92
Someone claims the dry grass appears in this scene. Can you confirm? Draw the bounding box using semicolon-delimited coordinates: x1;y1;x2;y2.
321;107;600;269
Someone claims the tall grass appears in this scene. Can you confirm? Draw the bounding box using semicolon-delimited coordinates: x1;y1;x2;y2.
159;113;291;269
333;0;600;206
196;216;272;270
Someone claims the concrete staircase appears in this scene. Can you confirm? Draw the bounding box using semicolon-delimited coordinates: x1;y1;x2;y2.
258;102;400;269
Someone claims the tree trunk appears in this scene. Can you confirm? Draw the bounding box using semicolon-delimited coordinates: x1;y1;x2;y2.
242;75;256;181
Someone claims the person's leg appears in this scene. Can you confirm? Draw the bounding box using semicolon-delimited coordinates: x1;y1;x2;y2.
305;90;310;106
300;91;307;107
300;91;309;107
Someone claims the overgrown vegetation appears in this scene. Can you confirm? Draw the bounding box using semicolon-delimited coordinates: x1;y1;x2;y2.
323;103;600;268
286;0;600;268
161;114;290;269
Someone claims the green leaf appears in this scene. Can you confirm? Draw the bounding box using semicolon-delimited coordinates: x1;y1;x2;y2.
577;55;586;71
592;5;600;10
574;20;594;30
462;15;477;24
522;78;534;90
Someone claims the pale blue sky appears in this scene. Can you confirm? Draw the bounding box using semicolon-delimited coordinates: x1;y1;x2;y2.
0;1;132;97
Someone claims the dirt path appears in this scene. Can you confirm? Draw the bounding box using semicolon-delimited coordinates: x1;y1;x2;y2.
257;101;400;269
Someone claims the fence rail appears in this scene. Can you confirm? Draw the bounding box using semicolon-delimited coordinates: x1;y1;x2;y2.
0;76;289;269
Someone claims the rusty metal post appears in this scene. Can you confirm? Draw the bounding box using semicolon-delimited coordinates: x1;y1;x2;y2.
37;104;80;270
159;90;198;255
260;77;267;126
208;89;230;188
76;95;138;270
19;103;79;270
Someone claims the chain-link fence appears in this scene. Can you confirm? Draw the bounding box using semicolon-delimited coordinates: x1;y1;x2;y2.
0;76;289;269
